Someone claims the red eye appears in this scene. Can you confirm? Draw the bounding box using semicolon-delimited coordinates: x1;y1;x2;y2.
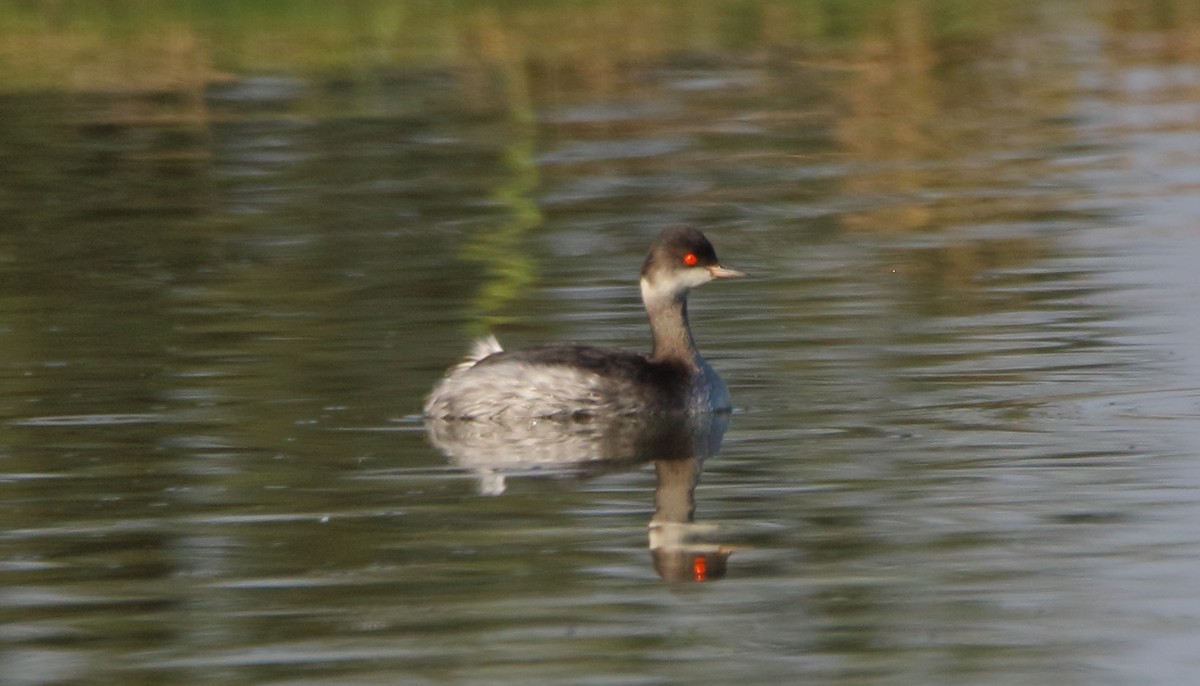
683;253;698;266
692;555;708;581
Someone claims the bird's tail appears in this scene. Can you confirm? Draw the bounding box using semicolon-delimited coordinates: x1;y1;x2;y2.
448;334;502;373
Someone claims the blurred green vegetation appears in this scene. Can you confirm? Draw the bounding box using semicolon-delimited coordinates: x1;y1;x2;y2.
0;0;1078;93
0;0;1195;120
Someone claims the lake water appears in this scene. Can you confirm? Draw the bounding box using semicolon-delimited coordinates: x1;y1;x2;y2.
2;2;1200;685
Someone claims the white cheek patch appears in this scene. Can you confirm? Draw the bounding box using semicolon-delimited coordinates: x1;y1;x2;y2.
640;270;711;303
680;268;714;289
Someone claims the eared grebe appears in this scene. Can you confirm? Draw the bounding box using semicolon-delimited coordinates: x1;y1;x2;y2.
424;227;744;420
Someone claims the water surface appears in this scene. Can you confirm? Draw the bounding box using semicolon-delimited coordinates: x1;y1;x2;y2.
2;3;1200;685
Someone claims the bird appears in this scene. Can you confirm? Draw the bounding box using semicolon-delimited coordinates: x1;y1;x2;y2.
424;227;743;420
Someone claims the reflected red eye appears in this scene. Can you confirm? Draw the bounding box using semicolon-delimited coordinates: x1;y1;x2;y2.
683;253;698;266
692;555;708;581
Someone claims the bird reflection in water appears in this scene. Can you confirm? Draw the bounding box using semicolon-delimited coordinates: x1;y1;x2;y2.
424;412;733;582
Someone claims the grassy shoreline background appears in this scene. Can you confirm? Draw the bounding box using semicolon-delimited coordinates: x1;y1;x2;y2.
0;0;1092;94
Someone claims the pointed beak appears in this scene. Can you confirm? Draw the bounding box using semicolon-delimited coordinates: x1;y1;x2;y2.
707;264;746;279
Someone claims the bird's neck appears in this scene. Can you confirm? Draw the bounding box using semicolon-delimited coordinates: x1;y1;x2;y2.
650;456;701;525
641;278;699;366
